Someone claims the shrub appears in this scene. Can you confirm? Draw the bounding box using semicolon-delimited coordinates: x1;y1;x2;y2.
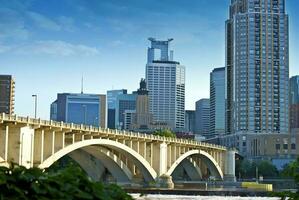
0;163;133;200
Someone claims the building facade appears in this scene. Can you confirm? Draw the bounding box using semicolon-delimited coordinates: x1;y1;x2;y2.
185;110;196;133
107;89;127;129
210;67;225;137
0;75;15;114
50;93;106;127
195;99;210;137
226;0;289;134
131;79;153;130
146;38;185;131
115;93;137;129
290;75;299;131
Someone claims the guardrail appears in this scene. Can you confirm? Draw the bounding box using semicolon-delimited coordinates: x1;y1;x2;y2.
0;113;227;151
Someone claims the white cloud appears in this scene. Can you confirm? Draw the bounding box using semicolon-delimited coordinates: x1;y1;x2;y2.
27;11;61;31
0;8;29;40
1;40;100;56
110;40;124;47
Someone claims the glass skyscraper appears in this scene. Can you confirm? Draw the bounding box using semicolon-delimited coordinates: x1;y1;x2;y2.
185;110;196;133
107;89;127;129
210;67;225;137
146;38;185;131
50;93;106;127
290;75;299;130
0;75;15;115
195;99;210;137
226;0;289;134
290;76;299;104
115;93;137;129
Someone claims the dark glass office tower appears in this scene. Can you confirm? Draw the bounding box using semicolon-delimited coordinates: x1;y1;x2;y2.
226;0;289;134
210;67;225;137
0;75;15;114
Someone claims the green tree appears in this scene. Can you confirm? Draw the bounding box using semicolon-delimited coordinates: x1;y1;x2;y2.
0;163;133;200
236;159;278;179
281;157;299;179
274;157;299;200
257;160;279;178
152;129;176;138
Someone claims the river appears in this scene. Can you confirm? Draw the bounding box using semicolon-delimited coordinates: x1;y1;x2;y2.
131;194;279;200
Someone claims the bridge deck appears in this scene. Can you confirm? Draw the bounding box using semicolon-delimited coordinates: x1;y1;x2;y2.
0;113;226;151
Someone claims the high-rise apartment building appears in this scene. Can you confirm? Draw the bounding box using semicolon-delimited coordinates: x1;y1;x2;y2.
146;38;185;131
195;99;210;137
226;0;289;134
107;89;127;128
210;67;225;137
50;93;106;127
290;75;299;131
0;75;15;114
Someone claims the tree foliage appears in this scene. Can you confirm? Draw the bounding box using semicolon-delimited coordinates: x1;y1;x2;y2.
0;163;133;200
281;157;299;180
153;129;176;138
236;159;279;179
274;157;299;200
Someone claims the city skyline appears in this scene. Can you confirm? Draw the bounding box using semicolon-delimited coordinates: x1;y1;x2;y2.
0;0;299;120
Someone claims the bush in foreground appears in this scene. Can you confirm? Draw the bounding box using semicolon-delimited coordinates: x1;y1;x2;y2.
0;163;133;200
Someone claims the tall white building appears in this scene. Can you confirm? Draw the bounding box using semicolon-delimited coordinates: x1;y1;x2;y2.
146;38;185;131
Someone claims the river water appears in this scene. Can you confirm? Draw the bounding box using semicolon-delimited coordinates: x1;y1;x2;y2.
131;194;279;200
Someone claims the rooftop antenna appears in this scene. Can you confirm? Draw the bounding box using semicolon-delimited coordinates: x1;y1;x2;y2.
81;75;84;94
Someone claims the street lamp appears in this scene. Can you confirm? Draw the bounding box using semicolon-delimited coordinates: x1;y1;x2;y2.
32;94;37;118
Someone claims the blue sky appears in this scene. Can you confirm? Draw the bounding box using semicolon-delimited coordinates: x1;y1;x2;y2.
0;0;298;119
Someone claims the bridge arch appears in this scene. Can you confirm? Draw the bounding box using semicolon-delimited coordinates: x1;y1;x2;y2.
166;150;223;180
39;139;157;182
68;148;133;184
172;158;203;181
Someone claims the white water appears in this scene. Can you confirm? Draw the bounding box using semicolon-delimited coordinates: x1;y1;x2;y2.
130;194;279;200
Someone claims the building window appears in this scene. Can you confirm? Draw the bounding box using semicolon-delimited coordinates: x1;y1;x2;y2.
275;144;280;150
291;143;296;150
283;144;288;150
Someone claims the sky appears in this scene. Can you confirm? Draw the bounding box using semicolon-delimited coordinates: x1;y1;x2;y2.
0;0;299;120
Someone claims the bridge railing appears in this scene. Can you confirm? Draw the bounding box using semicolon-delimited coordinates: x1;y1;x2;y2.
0;113;226;150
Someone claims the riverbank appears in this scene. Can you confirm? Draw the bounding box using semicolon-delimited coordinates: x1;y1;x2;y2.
130;194;279;200
125;188;274;197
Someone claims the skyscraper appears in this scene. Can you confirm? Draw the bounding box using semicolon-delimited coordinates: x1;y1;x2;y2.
50;93;106;127
210;67;225;137
115;93;137;129
0;75;15;114
226;0;289;134
185;110;196;133
146;38;185;131
107;89;127;129
290;75;299;131
290;76;299;104
131;79;153;130
195;99;210;137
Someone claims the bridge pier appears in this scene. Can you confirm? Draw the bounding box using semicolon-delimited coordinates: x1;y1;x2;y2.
157;174;174;189
224;149;236;182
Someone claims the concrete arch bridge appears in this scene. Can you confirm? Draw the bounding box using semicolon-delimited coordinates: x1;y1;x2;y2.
0;114;235;188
